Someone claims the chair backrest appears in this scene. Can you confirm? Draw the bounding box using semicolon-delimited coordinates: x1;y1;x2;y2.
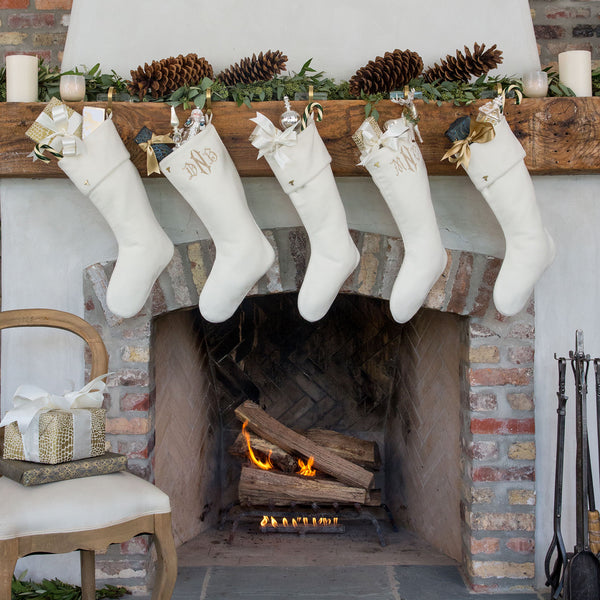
0;309;108;379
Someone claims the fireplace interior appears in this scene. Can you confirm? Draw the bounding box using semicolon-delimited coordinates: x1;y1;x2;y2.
152;293;464;567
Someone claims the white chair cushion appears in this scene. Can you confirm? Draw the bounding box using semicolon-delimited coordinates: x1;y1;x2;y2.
0;471;171;540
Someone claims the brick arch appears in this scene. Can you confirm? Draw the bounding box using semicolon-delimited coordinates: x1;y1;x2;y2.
83;227;536;592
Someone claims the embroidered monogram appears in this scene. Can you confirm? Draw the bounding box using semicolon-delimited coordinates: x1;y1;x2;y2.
183;147;218;179
390;144;421;175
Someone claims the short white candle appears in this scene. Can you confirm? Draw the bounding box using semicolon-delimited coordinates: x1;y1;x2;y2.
522;70;548;98
60;74;86;102
6;54;39;102
558;50;592;97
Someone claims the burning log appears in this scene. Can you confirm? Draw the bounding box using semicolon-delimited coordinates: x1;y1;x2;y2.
239;466;367;506
235;400;375;490
229;430;298;473
302;429;381;470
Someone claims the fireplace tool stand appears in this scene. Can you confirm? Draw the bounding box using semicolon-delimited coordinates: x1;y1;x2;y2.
221;501;398;547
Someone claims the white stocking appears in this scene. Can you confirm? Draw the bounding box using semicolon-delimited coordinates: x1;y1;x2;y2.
59;119;174;319
160;122;274;323
358;118;447;323
466;117;555;316
251;116;359;322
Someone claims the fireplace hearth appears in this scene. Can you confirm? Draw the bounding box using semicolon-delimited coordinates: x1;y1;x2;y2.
79;226;536;592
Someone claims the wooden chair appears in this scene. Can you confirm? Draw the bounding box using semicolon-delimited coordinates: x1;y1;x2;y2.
0;309;177;600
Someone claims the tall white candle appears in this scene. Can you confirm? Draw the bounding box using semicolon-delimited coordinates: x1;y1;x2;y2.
558;50;592;97
6;54;39;102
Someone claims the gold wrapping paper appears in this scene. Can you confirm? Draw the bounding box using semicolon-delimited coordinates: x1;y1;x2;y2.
25;96;83;144
3;408;105;464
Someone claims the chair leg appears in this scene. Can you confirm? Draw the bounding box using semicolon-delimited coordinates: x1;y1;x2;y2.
150;513;177;600
80;550;96;600
0;539;19;600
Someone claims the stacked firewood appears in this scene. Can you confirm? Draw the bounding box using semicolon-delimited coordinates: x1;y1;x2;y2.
230;400;381;506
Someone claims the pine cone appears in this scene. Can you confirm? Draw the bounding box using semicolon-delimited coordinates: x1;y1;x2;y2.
349;49;423;96
423;43;503;83
218;50;288;85
127;53;214;100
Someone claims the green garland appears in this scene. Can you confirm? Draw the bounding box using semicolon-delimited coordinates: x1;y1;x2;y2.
11;575;129;600
0;58;579;107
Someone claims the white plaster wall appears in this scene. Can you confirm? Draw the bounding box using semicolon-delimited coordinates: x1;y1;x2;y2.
0;173;586;588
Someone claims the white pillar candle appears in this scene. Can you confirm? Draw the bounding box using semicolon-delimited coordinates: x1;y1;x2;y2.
558;50;592;97
60;74;86;102
6;54;39;102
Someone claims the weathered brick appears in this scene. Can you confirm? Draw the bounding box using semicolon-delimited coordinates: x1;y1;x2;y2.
534;25;566;39
357;233;381;296
508;489;536;506
34;0;72;8
424;249;451;310
470;560;535;579
508;442;536;460
473;466;535;482
109;369;149;387
471;487;495;504
121;345;150;363
0;32;27;45
469;367;532;387
507;538;535;554
546;7;591;19
471;258;501;317
0;0;30;7
471;537;500;555
508;323;534;340
469;441;499;460
469;323;499;339
508;346;535;365
469;391;498;412
118;438;152;459
469;345;500;364
120;536;149;555
469;512;535;532
573;24;595;37
8;13;54;27
106;417;150;435
471;418;535;435
32;32;66;47
507;392;535;411
447;251;473;314
120;392;150;412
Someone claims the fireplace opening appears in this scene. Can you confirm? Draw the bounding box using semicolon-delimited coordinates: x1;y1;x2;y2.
152;293;466;566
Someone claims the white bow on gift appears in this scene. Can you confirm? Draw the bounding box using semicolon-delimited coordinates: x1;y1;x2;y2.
0;374;108;462
28;103;83;163
357;118;412;167
249;112;297;168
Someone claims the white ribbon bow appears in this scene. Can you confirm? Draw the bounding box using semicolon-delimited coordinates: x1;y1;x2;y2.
28;104;83;162
358;118;412;167
249;112;297;168
0;373;108;433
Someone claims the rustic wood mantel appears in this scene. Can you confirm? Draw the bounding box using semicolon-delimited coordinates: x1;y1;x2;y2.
1;97;599;178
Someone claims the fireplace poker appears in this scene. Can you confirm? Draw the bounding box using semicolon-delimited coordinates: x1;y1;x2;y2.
562;330;600;599
544;357;568;599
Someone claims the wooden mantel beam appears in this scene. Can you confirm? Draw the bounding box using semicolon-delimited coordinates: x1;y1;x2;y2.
1;97;599;179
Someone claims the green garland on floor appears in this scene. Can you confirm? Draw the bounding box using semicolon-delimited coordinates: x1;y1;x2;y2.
12;575;129;600
0;58;580;106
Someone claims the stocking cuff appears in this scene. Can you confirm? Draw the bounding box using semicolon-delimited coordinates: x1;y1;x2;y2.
265;122;332;195
59;119;130;196
465;117;526;192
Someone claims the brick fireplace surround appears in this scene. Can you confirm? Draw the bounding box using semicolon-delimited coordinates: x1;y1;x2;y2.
84;226;536;594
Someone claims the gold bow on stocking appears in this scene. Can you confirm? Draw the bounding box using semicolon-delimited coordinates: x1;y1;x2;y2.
442;120;495;170
139;134;174;175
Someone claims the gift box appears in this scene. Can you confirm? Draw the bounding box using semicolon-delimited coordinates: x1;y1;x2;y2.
0;451;126;486
3;407;106;464
25;96;83;145
135;126;173;163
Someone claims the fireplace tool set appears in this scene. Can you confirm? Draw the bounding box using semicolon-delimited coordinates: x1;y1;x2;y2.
545;331;600;599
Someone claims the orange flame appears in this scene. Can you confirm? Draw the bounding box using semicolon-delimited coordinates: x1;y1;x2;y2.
260;515;268;526
243;421;273;470
297;455;316;477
